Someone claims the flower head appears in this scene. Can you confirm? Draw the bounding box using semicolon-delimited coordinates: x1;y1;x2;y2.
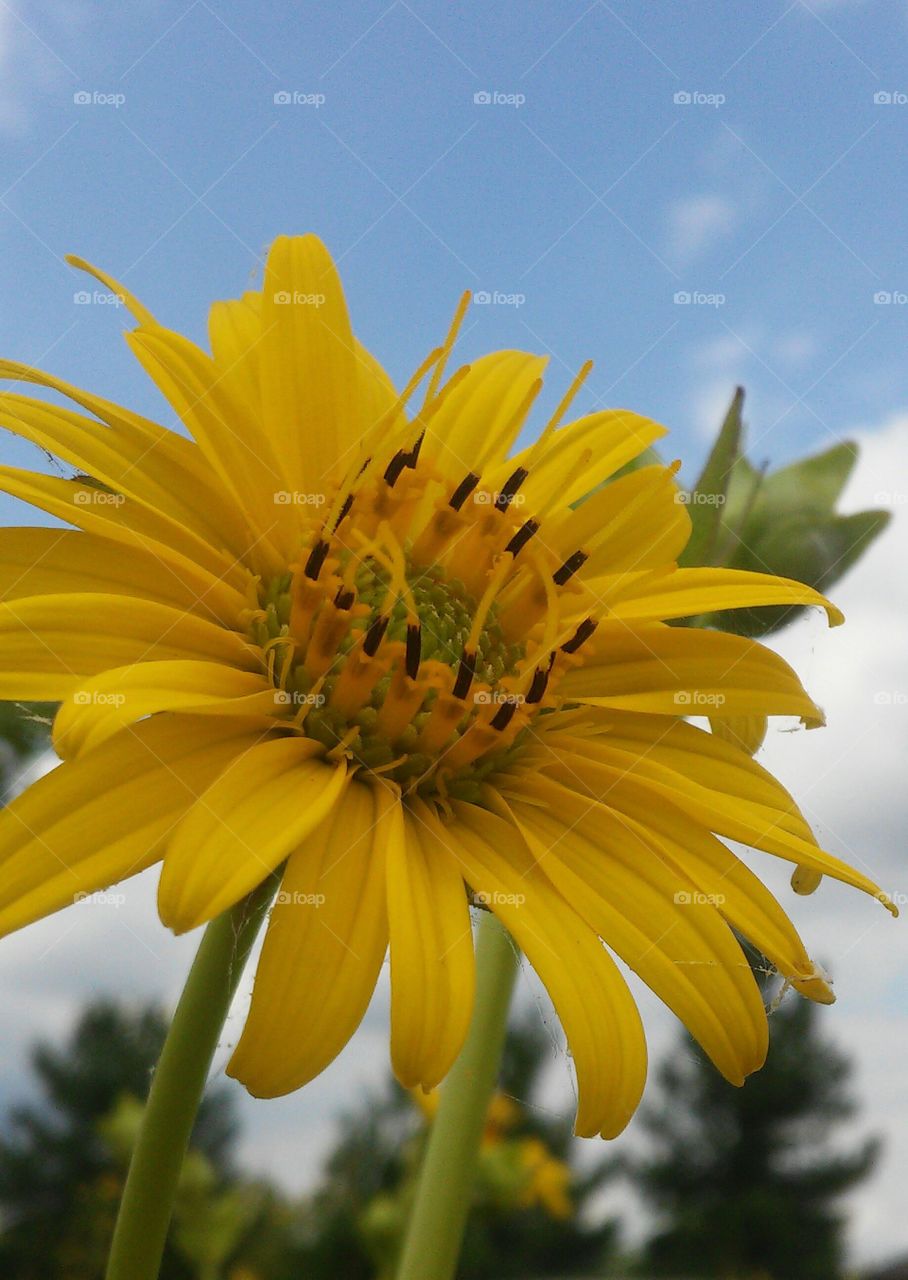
0;235;893;1137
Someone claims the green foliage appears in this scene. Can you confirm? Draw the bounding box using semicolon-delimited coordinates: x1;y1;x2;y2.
633;970;879;1280
679;390;890;636
0;702;52;803
0;1002;238;1279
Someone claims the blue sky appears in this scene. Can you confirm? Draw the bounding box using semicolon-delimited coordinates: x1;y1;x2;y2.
1;0;907;1267
1;0;908;480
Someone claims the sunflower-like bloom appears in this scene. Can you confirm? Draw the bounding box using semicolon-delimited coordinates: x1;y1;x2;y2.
0;236;893;1138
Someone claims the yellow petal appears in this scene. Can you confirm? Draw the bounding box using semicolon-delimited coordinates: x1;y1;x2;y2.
709;713;768;756
550;465;690;575
558;623;823;722
510;748;828;999
228;780;392;1096
597;566;843;626
502;782;767;1084
0;593;257;700
52;660;278;759
0;359;246;554
126;326;292;566
537;725;894;912
158;738;347;933
260;234;358;492
387;799;475;1090
65;254;158;327
0;528;244;626
0;465;246;609
449;801;647;1138
420;351;547;479
0;716;269;938
488;409;667;512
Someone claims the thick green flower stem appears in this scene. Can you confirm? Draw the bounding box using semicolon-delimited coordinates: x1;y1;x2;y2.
105;878;276;1280
396;910;519;1280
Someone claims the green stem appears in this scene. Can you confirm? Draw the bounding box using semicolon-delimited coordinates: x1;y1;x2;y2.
105;878;276;1280
396;910;519;1280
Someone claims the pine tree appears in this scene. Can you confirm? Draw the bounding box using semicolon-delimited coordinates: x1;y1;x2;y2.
633;972;878;1280
0;1001;237;1279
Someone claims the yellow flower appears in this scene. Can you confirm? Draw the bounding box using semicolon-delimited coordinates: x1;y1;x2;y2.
516;1138;573;1219
0;235;894;1139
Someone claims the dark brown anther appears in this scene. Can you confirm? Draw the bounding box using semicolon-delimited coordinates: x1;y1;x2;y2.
505;518;540;556
405;623;422;679
452;650;477;699
561;617;598;655
334;587;355;611
383;450;410;487
490;699;519;731
449;472;480;511
404;432;424;468
304;538;330;581
363;614;389;657
494;467;528;512
526;666;550;704
553;549;588;586
334;494;354;529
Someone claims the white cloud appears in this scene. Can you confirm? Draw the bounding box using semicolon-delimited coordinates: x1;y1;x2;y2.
666;194;736;265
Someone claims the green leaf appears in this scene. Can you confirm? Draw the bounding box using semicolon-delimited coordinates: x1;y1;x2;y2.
678;387;744;567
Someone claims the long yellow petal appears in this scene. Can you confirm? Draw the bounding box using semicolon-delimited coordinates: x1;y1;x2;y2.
158;738;347;933
0;358;245;551
558;623;823;722
550;465;690;575
52;660;278;759
260;234;358;492
420;351;547;479
0;393;250;562
385;800;476;1090
597;566;843;626
0;593;257;700
502;781;767;1083
534;729;893;911
487;410;667;512
126;326;293;565
448;800;647;1138
0;716;271;938
228;779;392;1097
0;465;247;607
0;528;244;626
